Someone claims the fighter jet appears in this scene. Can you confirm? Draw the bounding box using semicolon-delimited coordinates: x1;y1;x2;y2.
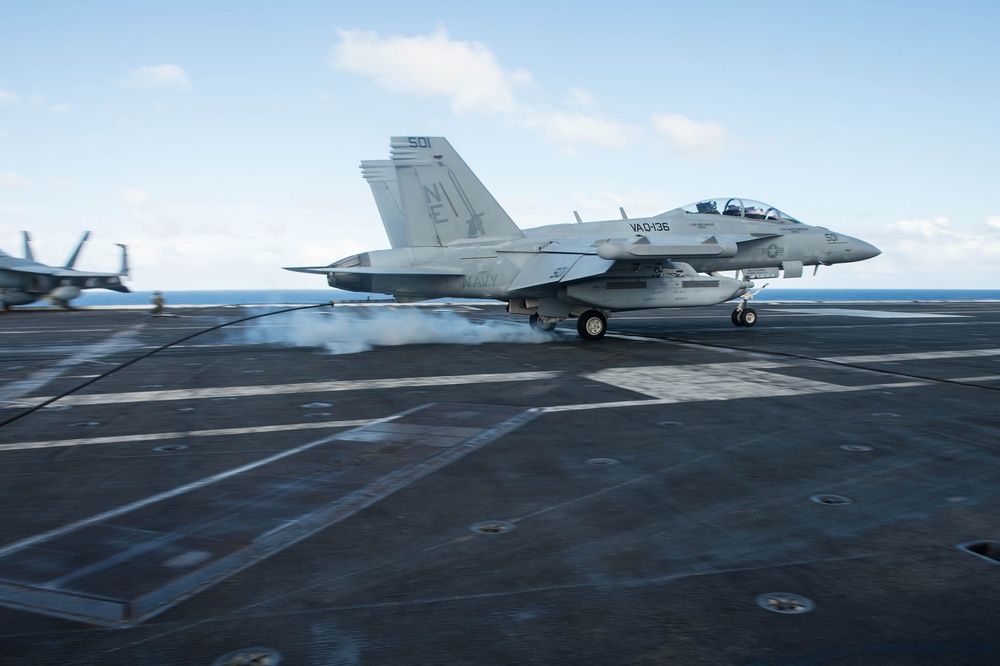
286;136;880;340
0;231;130;309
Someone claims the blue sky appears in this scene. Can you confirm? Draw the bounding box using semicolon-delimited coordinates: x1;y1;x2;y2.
2;0;998;290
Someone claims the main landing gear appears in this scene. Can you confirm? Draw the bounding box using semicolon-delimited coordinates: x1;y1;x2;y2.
527;310;608;340
529;313;558;332
576;310;608;340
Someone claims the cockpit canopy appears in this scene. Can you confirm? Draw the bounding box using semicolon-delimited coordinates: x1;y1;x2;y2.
681;198;801;224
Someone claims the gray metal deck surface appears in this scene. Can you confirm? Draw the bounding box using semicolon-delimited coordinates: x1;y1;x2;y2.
0;300;998;664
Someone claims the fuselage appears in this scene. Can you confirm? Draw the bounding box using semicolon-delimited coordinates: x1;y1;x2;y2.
324;201;879;310
0;253;129;307
291;137;882;338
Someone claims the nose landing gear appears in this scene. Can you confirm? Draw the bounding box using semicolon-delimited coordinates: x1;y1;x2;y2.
732;282;766;328
732;307;757;327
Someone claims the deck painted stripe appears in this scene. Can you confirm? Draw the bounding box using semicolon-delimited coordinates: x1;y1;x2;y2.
540;381;929;413
0;414;405;558
768;308;966;319
0;324;146;404
0;419;377;452
7;371;561;408
822;349;1000;363
0;328;117;335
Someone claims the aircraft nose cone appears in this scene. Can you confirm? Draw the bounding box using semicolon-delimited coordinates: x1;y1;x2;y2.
852;239;881;262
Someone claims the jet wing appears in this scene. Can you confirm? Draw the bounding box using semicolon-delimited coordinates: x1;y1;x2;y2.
504;231;778;294
284;265;465;277
1;263;70;275
50;268;125;278
3;264;122;278
506;253;615;294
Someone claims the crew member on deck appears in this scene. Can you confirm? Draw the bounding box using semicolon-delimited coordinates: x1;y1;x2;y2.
151;291;165;316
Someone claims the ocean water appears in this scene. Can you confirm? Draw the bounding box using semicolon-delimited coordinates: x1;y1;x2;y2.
68;288;1000;307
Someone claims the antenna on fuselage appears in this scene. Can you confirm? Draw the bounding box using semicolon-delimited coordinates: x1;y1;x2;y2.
573;211;582;224
619;207;628;220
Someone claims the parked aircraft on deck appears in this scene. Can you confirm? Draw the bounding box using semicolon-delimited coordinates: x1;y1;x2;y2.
0;232;129;309
287;137;880;339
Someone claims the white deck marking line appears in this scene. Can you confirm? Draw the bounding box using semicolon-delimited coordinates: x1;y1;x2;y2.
0;414;402;558
587;361;804;402
0;418;376;452
543;360;930;412
0;324;146;404
766;308;966;318
606;333;671;343
952;375;1000;383
0;328;116;335
540;382;929;413
0;358;937;452
822;349;1000;363
9;371;561;408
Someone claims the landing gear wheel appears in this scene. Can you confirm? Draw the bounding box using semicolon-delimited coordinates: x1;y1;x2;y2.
577;310;608;340
739;308;757;327
529;314;557;332
731;309;744;327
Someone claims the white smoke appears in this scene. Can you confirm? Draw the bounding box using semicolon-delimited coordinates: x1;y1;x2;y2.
230;305;559;354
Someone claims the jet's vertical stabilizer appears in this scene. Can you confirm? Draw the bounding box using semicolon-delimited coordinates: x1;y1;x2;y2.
360;160;409;249
64;231;91;269
116;243;130;278
22;231;34;261
390;136;524;247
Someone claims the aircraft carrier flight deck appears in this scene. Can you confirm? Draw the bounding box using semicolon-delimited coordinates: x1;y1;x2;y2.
1;300;999;665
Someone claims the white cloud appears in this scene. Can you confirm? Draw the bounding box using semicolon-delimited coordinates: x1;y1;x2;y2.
887;217;949;239
877;217;1000;275
0;89;20;107
48;103;74;116
525;111;632;149
329;28;635;150
120;65;192;91
573;190;673;219
0;170;30;190
986;216;1000;230
651;113;728;155
565;87;598;109
851;241;977;287
121;188;178;233
330;27;529;115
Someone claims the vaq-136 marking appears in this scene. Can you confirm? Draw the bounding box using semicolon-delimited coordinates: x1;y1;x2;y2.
286;137;880;340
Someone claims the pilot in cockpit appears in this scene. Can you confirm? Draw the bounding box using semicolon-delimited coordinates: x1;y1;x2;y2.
723;202;742;216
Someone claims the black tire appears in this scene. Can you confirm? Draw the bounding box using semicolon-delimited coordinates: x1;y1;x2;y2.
576;310;607;340
731;309;744;327
740;308;757;327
